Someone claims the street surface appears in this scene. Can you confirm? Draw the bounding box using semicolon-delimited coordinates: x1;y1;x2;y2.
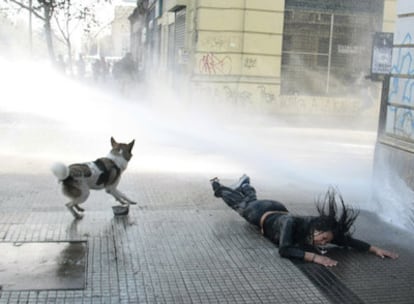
1;60;414;303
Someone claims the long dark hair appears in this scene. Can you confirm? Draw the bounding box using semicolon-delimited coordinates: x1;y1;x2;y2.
312;187;360;243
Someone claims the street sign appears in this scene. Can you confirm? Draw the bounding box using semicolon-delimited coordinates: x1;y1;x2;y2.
371;32;394;78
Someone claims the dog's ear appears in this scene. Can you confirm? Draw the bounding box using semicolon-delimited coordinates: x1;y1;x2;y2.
128;140;135;152
111;137;118;147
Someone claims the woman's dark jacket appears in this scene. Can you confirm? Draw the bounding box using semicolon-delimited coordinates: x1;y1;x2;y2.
243;199;371;260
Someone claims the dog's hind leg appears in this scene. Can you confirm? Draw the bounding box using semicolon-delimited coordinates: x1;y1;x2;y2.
62;180;89;219
74;205;85;212
65;190;90;220
66;201;83;219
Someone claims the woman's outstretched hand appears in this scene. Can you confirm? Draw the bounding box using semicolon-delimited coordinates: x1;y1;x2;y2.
369;246;399;259
305;252;338;267
305;246;398;267
313;254;338;267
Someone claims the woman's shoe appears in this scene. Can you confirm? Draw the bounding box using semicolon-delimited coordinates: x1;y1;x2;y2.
230;174;250;190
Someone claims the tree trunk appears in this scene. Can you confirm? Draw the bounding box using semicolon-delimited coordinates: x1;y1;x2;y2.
43;4;55;61
66;38;73;74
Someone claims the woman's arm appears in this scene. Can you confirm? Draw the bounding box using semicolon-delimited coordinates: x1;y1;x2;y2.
335;236;399;259
304;252;338;267
278;217;306;259
369;245;399;259
277;217;335;264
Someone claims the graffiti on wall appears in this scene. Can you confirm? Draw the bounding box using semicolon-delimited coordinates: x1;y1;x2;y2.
192;83;264;105
390;107;414;139
200;35;241;51
390;33;414;102
204;37;227;50
223;86;252;104
199;53;232;75
271;95;360;114
388;33;414;139
191;82;361;114
244;57;257;69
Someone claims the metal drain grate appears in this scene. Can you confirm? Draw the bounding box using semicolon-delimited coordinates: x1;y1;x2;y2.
293;260;364;304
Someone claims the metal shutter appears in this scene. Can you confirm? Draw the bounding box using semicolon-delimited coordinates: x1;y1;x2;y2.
174;8;186;63
167;23;175;69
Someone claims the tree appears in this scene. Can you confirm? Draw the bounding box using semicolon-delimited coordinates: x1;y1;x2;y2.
6;0;56;60
52;0;107;72
3;0;111;65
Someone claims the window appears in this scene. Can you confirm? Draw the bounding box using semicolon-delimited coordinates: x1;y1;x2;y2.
281;4;383;96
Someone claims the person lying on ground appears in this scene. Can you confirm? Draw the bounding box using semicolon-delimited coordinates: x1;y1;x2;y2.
210;175;398;267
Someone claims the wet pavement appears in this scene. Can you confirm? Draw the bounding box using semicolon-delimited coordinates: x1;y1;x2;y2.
0;242;86;291
0;171;414;303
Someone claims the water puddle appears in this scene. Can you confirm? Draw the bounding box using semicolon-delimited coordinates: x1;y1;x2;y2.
0;241;87;290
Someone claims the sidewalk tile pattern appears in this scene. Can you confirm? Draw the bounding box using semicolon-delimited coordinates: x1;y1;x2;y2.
0;173;413;303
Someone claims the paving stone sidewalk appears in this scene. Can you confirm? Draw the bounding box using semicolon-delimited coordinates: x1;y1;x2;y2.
0;172;413;304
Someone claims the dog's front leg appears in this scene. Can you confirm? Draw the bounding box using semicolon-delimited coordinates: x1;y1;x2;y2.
106;187;137;205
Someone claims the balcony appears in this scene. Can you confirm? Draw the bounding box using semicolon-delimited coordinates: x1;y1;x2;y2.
164;0;187;12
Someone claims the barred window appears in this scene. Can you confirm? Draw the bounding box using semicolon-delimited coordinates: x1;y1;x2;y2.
281;1;383;96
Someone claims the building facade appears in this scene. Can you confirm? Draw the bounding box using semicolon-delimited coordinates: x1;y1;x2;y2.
112;5;136;57
130;0;396;117
374;0;414;231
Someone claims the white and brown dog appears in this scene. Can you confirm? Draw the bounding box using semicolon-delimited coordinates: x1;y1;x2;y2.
51;137;136;219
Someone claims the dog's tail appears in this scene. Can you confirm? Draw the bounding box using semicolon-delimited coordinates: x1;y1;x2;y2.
51;162;70;181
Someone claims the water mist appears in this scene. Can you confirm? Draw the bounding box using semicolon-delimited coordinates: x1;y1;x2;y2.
0;56;384;227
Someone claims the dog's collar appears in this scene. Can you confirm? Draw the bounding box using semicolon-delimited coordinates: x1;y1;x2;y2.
107;153;128;171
